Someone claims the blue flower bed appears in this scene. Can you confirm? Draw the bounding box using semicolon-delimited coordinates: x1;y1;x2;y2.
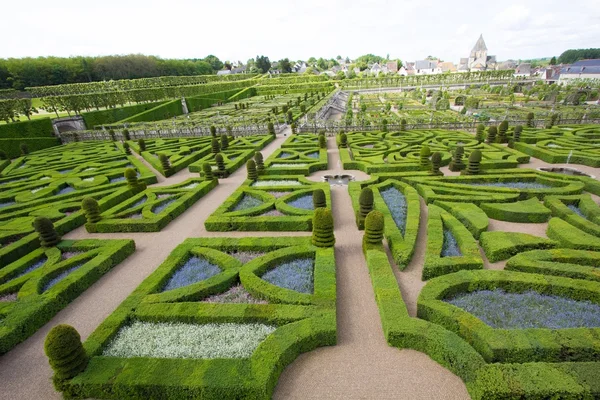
441;229;462;257
13;256;47;280
57;186;76;195
306;152;319;159
262;257;314;294
42;263;84;293
130;197;148;208
0;201;16;208
467;182;552;189
110;176;126;183
446;289;600;329
287;194;314;210
567;204;587;218
231;195;263;212
162;256;221;292
151;198;177;214
278;152;294;159
380;186;407;236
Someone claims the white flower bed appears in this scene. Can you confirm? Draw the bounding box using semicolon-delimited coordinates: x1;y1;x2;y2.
83;177;95;182
31;186;47;193
271;163;308;168
251;180;302;187
103;321;276;359
182;183;199;189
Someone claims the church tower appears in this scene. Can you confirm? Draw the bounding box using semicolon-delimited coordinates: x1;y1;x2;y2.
468;34;488;71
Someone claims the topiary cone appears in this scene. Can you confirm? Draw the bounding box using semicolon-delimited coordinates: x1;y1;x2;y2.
124;168;138;187
486;126;497;144
210;125;217;136
158;153;172;175
122;142;131;155
81;197;101;223
465;150;482;175
44;324;88;383
312;208;335;247
33;217;60;247
211;137;220;154
20;143;29;156
220;134;229;150
313;189;326;209
475;124;485;143
340;133;348;147
254;152;264;173
138;138;146;151
246;159;257;181
431;152;442;175
215;153;226;172
498;121;509;143
202;162;214;181
448;145;465;171
514;125;523;142
363;210;384;247
358;187;374;222
319;134;327;149
420;145;432;171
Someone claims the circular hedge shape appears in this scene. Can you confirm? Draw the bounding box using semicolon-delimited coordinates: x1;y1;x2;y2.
33;217;60;247
312;208;335;248
81;197;101;223
313;189;326;209
44;324;88;380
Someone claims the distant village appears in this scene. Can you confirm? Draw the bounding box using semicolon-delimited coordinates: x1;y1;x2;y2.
217;35;600;85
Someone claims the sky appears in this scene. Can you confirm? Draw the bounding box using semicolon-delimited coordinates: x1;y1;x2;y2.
1;0;599;64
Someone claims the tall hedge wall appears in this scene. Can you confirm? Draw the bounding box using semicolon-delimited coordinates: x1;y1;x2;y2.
0;118;54;139
81;101;167;128
117;99;184;123
0;137;61;158
185;89;241;113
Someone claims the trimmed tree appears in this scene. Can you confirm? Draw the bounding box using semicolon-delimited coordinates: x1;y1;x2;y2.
138;139;146;151
291;123;297;134
220;134;229;150
448;145;465;171
419;145;432;171
158;154;172;175
211;137;220;154
319;134;327;149
514;125;523;142
464;150;482;175
33;217;60;247
486;126;497;144
202;162;214;181
267;122;275;135
122;129;131;141
311;208;335;247
246;159;257;180
431;152;442;175
498;121;509;143
400;119;407;131
122;142;131;155
124;168;138;187
215;153;226;174
313;189;326;209
81;197;101;224
210;125;217;136
358;187;374;229
44;324;88;388
340;133;348;147
254;152;264;174
363;210;385;249
108;129;116;141
475;124;485;143
526;112;535;128
20;143;29;156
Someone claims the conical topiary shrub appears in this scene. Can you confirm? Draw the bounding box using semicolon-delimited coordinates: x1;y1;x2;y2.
313;189;326;208
486;126;497;144
81;197;101;223
158;154;172;175
124;168;138;187
202;162;214;180
246;159;257;181
448;145;465;171
363;210;384;248
339;133;347;147
312;208;335;248
20;143;29;156
358;187;374;228
419;145;432;171
122;129;131;141
254;152;264;174
215;153;226;174
400;119;407;131
464;150;482;175
498;121;509;143
33;217;60;247
138;138;146;151
108;129;116;141
268;122;275;135
291;123;297;134
514;125;523;142
220;134;229;150
319;134;327;149
44;324;88;386
211;137;220;154
123;142;131;155
431;152;442;175
526;112;535;128
475;124;485;143
210;125;217;137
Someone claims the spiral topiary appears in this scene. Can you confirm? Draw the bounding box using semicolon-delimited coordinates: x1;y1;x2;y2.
124;168;139;187
158;153;172;175
319;134;327;149
363;210;384;248
291;123;297;134
210;125;217;136
311;208;335;248
201;162;215;181
44;324;88;385
220;134;229;150
475;124;485;143
419;145;432;171
526;112;535;128
431;152;442;175
514;125;523;142
400;119;407;131
33;217;60;247
122;142;131;155
138;138;146;151
215;153;226;172
498;121;509;143
448;145;465;171
486;126;497;144
20;143;29;156
108;129;116;141
122;129;131;141
313;189;326;209
81;197;101;223
464;150;482;175
211;137;220;154
254;151;264;174
268;122;275;135
246;159;257;181
340;133;347;147
358;187;374;228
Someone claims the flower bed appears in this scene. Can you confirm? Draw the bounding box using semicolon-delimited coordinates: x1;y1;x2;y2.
262;257;314;293
162;256;221;292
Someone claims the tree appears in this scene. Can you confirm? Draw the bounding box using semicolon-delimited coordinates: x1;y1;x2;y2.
203;55;223;72
256;55;271;73
558;48;600;64
279;58;292;73
549;56;557;65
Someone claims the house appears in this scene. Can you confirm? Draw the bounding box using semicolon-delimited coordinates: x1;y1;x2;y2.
216;70;232;76
231;65;247;74
439;61;457;73
514;63;531;77
458;35;497;71
370;63;382;75
386;61;398;73
559;59;600;84
292;61;308;73
496;60;517;70
398;66;408;76
404;62;416;75
353;67;361;75
414;59;442;75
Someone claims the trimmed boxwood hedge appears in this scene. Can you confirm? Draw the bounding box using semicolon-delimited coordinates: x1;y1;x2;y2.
0;137;61;159
479;231;558;262
118;99;184;124
434;201;488;239
480;197;552;223
0;117;54;139
56;237;336;400
547;217;600;251
81;101;167;128
506;248;600;282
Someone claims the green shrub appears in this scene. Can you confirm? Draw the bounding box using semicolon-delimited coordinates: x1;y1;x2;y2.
448;145;465;171
138;138;146;151
291;123;297;134
82;197;101;223
430;152;442;175
479;231;557;262
526;112;535;127
400;119;407;131
513;125;523;142
318;134;327;149
464;150;482;175
215;153;226;174
486;126;497;144
547;217;600;251
313;189;326;209
108;129;115;141
0;137;60;158
312;208;335;247
33;217;60;247
210;125;216;136
211;137;220;154
419;145;432;171
246;159;258;181
20;142;29;155
254;151;264;173
363;210;384;248
358;187;374;228
497;121;508;143
158;154;172;175
44;324;88;383
81;101;166;127
0;150;7;160
480;198;551;223
475;124;485;142
201;162;214;180
124;168;139;187
0;117;53;138
339;133;347;147
122;129;131;141
220;134;228;150
122;142;131;155
226;125;232;136
268;122;275;135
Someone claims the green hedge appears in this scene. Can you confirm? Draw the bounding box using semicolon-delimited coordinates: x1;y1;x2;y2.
0;118;54;139
506;248;600;282
185;89;241;112
547;217;600;251
479;231;557;262
544;195;600;236
480;197;552;223
433;201;488;239
0;137;61;159
0;239;135;354
418;269;600;363
81;101;167;128
118;99;184;123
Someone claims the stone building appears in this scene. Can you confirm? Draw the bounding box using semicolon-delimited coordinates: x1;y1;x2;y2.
458;35;497;72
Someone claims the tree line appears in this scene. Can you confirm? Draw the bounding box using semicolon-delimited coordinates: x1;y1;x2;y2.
558;49;600;64
0;54;227;90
